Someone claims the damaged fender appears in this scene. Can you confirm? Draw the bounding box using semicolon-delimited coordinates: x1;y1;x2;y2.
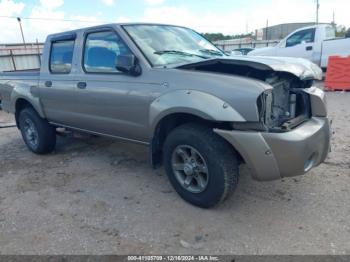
149;89;245;133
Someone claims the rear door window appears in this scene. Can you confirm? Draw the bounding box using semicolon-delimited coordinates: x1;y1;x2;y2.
50;40;75;74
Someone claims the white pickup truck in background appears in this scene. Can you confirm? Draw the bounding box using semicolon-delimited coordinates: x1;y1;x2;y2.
249;24;350;69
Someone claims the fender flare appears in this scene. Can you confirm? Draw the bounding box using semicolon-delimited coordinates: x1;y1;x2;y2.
149;89;245;134
11;85;46;118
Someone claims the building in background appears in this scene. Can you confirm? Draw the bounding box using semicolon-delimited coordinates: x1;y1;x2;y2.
258;22;323;40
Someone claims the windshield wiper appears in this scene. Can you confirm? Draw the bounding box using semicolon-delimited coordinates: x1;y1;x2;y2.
199;49;224;56
154;50;208;59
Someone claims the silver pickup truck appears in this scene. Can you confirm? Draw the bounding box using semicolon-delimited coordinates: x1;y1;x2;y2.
0;23;330;208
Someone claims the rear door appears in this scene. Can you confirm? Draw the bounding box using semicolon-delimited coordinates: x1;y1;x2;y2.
276;28;316;61
39;34;80;127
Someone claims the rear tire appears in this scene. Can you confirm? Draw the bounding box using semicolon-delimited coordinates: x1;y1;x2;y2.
163;123;239;208
18;107;56;154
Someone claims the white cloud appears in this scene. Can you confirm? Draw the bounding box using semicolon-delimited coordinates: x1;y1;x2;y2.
0;0;102;43
319;0;350;27
142;6;249;34
115;16;131;23
1;0;349;43
145;0;165;5
101;0;115;6
0;0;25;43
140;0;350;35
0;0;24;16
24;13;100;42
39;0;64;10
28;2;67;38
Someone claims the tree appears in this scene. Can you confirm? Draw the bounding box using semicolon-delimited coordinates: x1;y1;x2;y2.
335;25;347;37
202;32;254;42
202;33;229;42
346;28;350;38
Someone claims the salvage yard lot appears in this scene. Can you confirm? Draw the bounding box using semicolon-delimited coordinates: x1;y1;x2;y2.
0;90;349;255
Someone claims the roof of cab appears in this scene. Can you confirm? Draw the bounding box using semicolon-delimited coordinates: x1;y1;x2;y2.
46;23;187;40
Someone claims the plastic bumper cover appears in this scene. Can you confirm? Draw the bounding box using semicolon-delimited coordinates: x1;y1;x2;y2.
214;117;331;181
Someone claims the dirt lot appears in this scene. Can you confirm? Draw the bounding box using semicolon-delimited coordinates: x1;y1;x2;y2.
0;91;349;255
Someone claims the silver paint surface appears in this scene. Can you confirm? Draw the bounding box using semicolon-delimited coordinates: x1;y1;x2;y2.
0;23;331;181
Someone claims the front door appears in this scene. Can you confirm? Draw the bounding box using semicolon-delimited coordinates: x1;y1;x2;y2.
74;30;157;142
276;28;316;61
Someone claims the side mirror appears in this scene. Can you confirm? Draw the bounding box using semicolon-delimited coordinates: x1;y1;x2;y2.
116;54;142;76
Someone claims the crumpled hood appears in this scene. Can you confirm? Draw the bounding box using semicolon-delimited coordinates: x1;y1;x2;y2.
238;55;323;80
248;46;276;55
176;56;323;81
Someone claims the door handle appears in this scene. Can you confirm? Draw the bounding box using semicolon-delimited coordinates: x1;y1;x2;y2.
45;81;52;87
306;46;313;51
77;82;87;89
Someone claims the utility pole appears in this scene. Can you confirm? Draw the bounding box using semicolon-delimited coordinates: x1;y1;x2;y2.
266;19;269;41
17;17;26;48
316;0;320;24
36;38;41;65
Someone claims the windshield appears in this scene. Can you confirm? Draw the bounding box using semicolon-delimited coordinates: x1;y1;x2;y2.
123;24;225;67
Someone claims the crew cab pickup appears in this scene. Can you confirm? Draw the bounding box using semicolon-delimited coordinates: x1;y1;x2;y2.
249;24;350;69
0;23;331;208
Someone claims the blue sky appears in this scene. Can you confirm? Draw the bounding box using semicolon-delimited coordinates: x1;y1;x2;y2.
1;0;349;43
17;0;256;19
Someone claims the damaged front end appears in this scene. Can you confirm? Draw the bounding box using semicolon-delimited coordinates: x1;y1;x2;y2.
257;74;312;132
177;57;322;132
177;57;330;181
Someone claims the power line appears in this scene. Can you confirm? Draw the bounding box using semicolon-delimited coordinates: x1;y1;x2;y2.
0;15;247;29
0;15;107;23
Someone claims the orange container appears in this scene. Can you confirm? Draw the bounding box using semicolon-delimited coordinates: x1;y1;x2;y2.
325;56;350;91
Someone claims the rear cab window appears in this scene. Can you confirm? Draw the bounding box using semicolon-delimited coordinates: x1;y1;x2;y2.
49;39;75;74
325;27;336;40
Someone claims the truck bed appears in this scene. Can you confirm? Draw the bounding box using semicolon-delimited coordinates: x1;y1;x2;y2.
321;38;350;68
0;70;40;79
0;70;40;111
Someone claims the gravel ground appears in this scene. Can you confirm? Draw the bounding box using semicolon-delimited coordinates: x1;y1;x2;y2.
0;91;349;255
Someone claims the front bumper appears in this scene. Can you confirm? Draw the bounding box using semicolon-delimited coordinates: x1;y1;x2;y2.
214;117;331;181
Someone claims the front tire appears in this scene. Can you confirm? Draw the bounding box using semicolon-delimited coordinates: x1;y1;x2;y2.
163;123;239;208
18;107;56;154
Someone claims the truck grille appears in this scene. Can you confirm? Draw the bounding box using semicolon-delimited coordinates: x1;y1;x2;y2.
259;77;311;132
